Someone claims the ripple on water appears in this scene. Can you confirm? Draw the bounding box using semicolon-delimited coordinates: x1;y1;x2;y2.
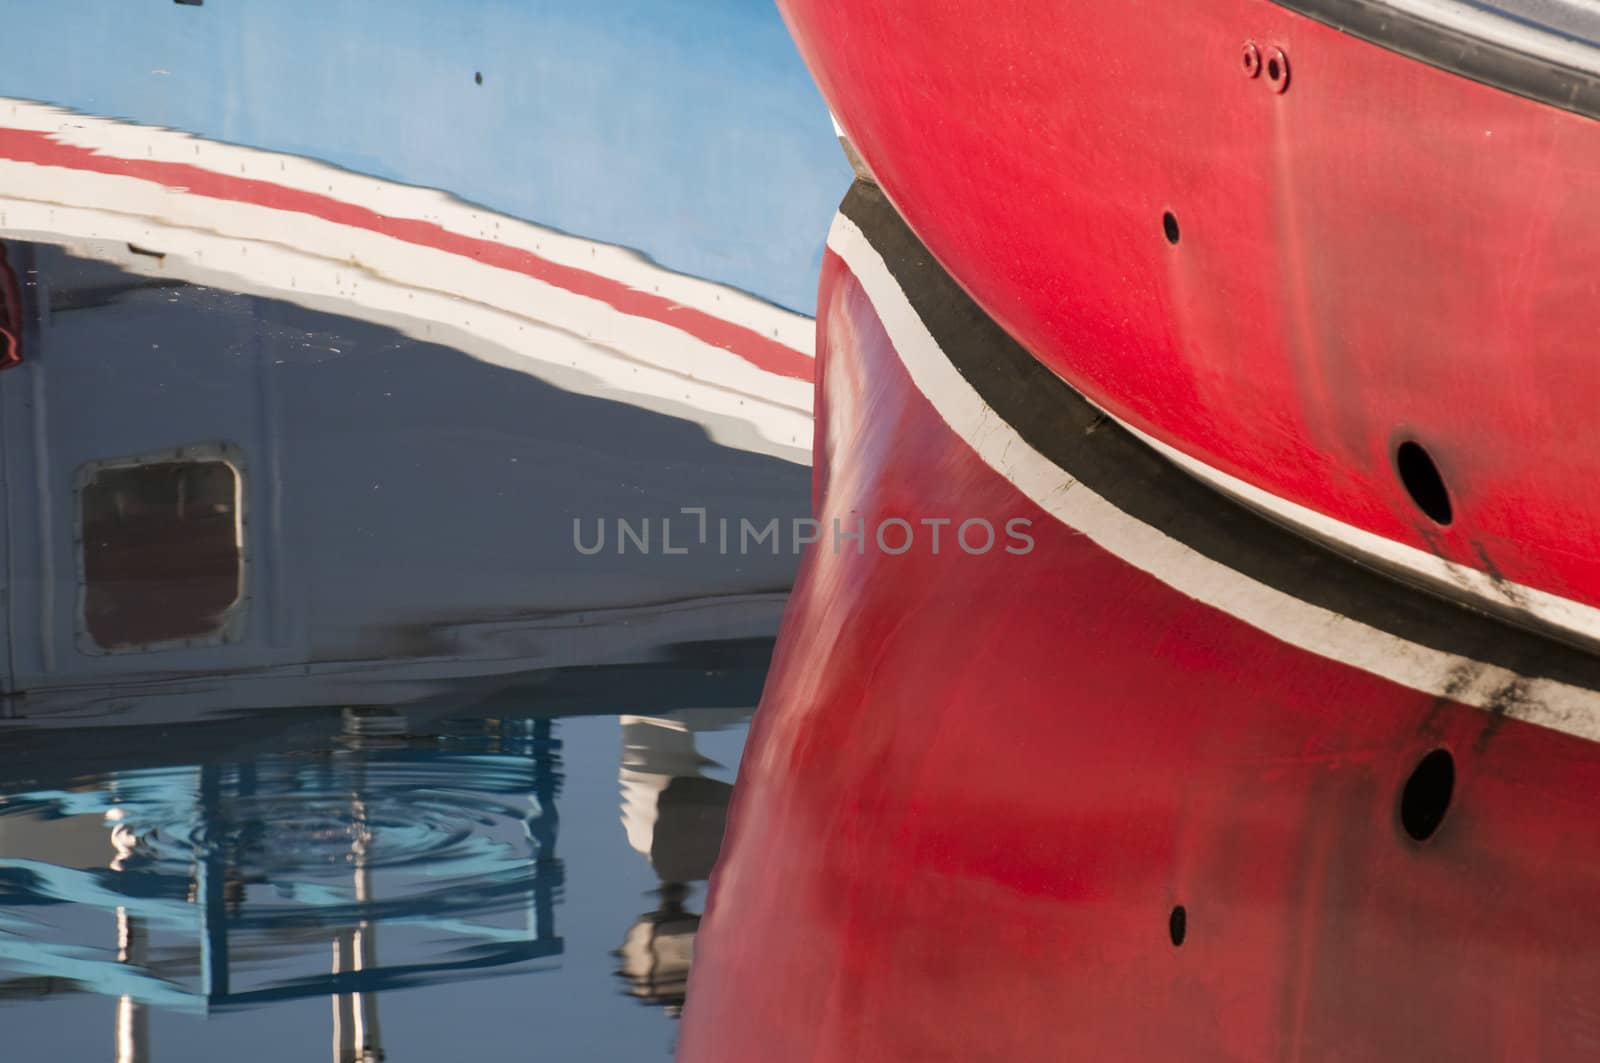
3;749;562;930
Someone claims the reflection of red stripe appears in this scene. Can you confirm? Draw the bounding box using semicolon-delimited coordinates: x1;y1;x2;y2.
0;127;814;383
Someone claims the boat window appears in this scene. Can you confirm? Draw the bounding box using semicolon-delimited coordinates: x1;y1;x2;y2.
78;448;244;652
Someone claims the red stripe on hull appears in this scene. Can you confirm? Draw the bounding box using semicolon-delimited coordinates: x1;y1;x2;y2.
680;245;1600;1060
0;127;813;383
778;0;1600;616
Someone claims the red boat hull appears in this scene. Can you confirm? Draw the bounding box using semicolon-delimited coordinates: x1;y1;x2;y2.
778;0;1600;646
679;184;1600;1061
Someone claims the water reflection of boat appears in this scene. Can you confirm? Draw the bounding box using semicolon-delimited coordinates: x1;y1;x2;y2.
0;232;809;725
0;0;852;724
0;227;780;1042
615;710;748;1013
0;105;815;461
1;712;564;1060
680;181;1600;1061
0;654;761;1061
1;0;846;316
0;4;843;1059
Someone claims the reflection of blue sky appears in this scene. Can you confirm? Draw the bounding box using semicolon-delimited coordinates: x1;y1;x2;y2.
0;0;849;312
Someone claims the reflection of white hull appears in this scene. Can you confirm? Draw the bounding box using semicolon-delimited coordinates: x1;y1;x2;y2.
616;708;747;1012
16;593;787;726
0;99;815;463
0;102;818;724
619;709;750;861
0;97;812;723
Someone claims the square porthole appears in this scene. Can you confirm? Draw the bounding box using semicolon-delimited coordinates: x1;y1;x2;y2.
75;443;245;653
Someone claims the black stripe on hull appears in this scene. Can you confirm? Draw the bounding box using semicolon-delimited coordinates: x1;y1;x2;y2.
1275;0;1600;123
837;180;1600;695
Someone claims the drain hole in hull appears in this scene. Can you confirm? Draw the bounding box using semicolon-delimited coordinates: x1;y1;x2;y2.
1400;748;1455;841
1396;440;1453;525
1162;211;1180;245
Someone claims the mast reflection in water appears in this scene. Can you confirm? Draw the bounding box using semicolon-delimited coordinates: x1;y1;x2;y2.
0;220;797;1062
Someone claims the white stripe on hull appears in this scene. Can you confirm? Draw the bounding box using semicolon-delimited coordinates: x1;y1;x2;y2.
0;107;816;462
827;210;1600;741
0;97;815;356
1118;419;1600;651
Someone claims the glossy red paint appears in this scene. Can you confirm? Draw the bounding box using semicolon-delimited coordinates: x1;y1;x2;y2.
679;233;1600;1060
777;0;1600;621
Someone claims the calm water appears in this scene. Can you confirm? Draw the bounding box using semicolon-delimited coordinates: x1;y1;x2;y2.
0;703;754;1061
0;232;806;1061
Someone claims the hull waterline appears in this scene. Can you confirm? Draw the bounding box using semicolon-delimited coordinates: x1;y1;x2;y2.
778;0;1600;649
